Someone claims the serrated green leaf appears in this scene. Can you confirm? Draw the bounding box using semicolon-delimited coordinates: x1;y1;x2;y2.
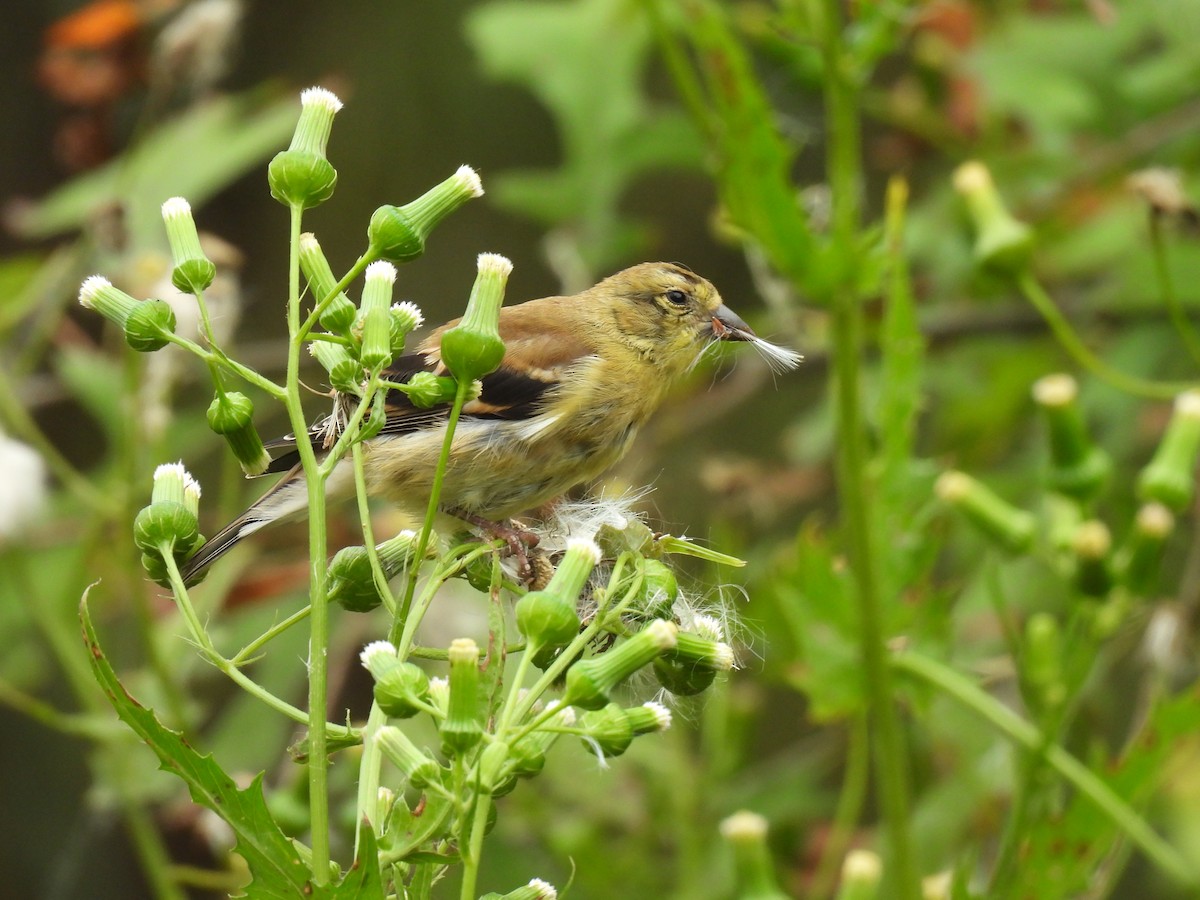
80;590;315;898
329;825;385;899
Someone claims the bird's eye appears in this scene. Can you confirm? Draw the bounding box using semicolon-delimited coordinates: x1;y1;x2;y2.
664;289;689;306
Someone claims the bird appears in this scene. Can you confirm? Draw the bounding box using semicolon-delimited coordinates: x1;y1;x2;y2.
179;261;801;583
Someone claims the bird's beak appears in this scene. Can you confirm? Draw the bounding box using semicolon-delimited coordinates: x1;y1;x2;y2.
711;304;755;341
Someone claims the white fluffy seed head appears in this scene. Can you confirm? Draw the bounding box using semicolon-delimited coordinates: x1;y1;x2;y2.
359;640;397;670
456;164;484;198
476;251;512;276
161;196;192;220
643;701;672;730
565;537;602;565
365;260;397;284
78;274;112;307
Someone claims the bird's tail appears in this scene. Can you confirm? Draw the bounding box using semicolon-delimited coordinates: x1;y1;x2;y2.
180;464;311;584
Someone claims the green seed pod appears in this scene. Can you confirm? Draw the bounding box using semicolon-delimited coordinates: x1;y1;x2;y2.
133;502;198;555
953;161;1034;274
161;197;215;294
267;88;342;209
358;261;397;372
365;166;483;264
438;253;511;383
374;663;431;719
578;704;634;757
639;558;679;620
562;620;678;710
1032;374;1112;502
440;639;483;754
375;725;441;788
719;811;791;900
403;371;458;409
653;656;717;696
123;300;177;352
1117;502;1174;596
936;470;1037;554
1137;391;1200;512
206;392;270;476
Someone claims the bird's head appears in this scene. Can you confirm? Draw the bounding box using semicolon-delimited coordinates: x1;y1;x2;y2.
595;262;801;374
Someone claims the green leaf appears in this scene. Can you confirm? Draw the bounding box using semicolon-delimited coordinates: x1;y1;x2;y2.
80;591;316;898
329;825;385;899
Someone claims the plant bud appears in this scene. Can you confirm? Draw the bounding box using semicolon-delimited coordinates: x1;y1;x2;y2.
578;704;634;757
389;301;424;355
664;630;735;672
653;656;717;696
510;702;574;778
837;849;882;900
480;878;558;900
935;470;1037;554
366;165;483;263
719;811;790;900
639;558;678;620
439;253;511;382
402;371;458;409
562;619;678;710
359;261;397;371
1137;391;1200;511
1023;612;1065;710
953;160;1034;273
375;725;441;788
161;197;215;293
1032;374;1111;502
134;463;203;584
79;275;138;324
124;300;178;352
516;539;597;649
206;391;270;476
328;531;419;612
298;232;356;334
1116;502;1174;595
309;340;363;396
268;87;342;209
440;638;483;754
1072;519;1113;597
478;740;512;794
360;643;430;719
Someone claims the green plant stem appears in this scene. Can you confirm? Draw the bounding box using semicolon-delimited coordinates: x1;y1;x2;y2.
282;204;333;884
459;789;495;900
819;3;919;895
1014;269;1194;399
393;376;473;654
1148;215;1200;366
230;605;312;666
807;714;870;900
162;333;287;400
893;650;1200;888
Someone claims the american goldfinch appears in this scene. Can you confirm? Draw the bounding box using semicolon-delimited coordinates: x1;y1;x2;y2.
180;262;800;582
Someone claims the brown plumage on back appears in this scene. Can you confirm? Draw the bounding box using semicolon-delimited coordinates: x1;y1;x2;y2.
180;262;800;583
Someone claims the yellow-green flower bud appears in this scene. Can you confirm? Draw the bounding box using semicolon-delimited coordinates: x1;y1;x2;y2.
124;300;178;353
562;619;678;710
516;538;596;649
268;87;342;209
206;392;270;476
578;704;634;757
161;197;215;294
389;301;424;356
439;253;511;382
652;656;717;696
1137;391;1200;511
440;638;483;754
1072;519;1113;597
366;165;483;263
953;161;1034;273
134;463;203;583
298;232;356;334
836;849;882;900
401;371;458;409
328;530;419;612
309;340;363;395
375;725;441;788
1117;502;1174;596
478;739;511;794
360;641;431;718
359;261;396;371
1032;374;1112;502
719;811;790;900
639;558;678;620
1023;612;1065;710
510;702;574;777
936;470;1037;554
480;878;558;900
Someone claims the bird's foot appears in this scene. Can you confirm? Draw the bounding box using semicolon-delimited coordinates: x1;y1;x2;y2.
455;512;541;584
